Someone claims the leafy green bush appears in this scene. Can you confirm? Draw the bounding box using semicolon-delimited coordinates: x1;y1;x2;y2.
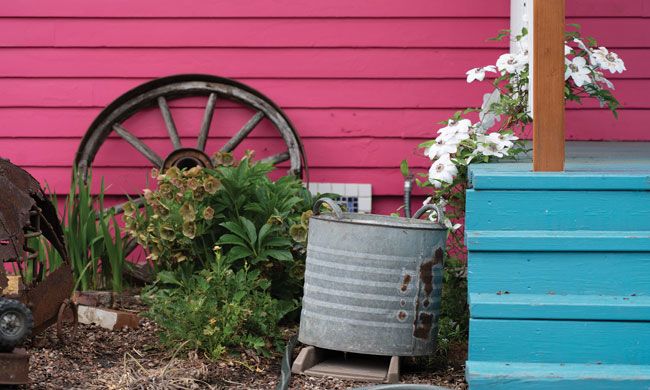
125;155;319;300
143;247;296;359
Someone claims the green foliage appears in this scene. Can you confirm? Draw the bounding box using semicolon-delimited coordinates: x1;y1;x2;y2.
142;247;297;360
436;262;468;353
64;170;128;292
126;154;324;300
26;170;129;292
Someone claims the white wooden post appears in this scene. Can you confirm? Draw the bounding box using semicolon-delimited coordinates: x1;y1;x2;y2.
511;0;534;117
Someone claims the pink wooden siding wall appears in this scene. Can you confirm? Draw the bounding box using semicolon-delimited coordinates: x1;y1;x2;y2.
0;0;648;214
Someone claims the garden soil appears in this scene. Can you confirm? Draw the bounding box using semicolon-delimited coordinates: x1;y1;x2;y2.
23;307;466;389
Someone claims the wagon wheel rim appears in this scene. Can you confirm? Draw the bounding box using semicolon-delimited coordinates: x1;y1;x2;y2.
74;74;307;257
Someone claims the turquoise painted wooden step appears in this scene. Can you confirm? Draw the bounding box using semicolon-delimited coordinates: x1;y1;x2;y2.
469;163;650;191
467;361;650;390
470;293;650;321
468;142;650;191
466;230;650;251
468;251;650;296
469;319;650;364
465;189;650;231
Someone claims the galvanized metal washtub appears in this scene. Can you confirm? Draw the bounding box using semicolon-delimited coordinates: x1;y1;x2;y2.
299;198;447;356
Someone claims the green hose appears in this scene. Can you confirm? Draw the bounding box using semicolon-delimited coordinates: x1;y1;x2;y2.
275;335;298;390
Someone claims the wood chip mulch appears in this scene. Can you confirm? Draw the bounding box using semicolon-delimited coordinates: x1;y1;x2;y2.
22;310;467;390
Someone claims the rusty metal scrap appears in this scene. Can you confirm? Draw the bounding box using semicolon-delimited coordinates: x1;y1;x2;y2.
0;158;67;265
0;158;72;335
0;348;29;385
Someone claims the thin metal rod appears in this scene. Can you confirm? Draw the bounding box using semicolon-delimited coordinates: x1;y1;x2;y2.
260;151;290;165
113;124;164;167
157;96;182;150
220;111;265;152
197;93;217;151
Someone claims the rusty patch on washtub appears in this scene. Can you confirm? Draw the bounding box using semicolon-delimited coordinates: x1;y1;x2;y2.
419;262;434;296
397;310;408;322
433;248;444;264
412;249;443;339
400;273;412;293
413;312;434;339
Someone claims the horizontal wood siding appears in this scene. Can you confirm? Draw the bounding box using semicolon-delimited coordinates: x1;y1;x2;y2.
0;1;648;213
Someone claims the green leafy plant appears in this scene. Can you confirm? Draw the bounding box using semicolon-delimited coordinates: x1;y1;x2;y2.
143;247;296;360
125;154;320;300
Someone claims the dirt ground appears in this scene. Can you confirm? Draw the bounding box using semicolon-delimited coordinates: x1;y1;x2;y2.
22;311;467;390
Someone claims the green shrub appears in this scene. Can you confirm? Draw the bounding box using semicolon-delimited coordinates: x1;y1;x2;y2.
125;155;322;300
142;248;296;359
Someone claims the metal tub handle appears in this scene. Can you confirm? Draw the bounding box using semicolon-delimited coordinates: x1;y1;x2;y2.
312;197;344;219
412;204;445;224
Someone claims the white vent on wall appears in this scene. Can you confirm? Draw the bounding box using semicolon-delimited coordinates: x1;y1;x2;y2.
308;183;372;213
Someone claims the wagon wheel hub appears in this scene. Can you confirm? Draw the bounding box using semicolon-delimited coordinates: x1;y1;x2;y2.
162;148;213;171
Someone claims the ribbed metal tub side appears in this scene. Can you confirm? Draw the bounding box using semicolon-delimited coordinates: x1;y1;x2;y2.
298;213;446;356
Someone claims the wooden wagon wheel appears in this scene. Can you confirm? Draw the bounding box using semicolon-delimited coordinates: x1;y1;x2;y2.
74;74;307;258
75;74;307;212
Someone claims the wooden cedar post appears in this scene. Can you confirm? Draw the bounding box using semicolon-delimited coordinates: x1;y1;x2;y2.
533;0;566;171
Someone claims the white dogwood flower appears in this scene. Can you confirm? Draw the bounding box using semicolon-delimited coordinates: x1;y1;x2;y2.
466;65;497;83
594;71;615;89
437;119;472;144
428;154;458;188
573;38;590;52
590;47;626;73
565;45;573;55
565;56;592;87
486;132;518;149
443;218;462;231
425;137;459;160
496;53;527;74
475;134;509;158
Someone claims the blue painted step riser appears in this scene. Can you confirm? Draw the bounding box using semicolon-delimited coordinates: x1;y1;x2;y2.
465;189;650;231
468;251;650;296
469;377;650;390
467;361;650;390
469;293;650;321
466;231;650;252
469;319;650;365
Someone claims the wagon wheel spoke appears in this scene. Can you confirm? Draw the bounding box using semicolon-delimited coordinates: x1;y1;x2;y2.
197;93;218;151
157;96;182;150
220;111;265;153
260;151;290;165
113;124;164;167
